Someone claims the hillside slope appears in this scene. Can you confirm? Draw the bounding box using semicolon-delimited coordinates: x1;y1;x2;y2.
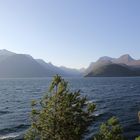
85;64;140;77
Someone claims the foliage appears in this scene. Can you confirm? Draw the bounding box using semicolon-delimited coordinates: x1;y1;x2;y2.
135;136;140;140
93;116;124;140
25;75;96;140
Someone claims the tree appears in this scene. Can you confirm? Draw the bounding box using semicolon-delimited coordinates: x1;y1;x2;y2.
93;117;124;140
135;136;140;140
25;75;96;140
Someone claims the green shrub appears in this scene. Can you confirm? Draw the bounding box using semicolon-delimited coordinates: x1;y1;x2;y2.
135;136;140;140
25;75;96;140
93;116;124;140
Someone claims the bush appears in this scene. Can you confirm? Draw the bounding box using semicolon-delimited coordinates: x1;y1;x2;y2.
93;117;124;140
25;75;96;140
136;136;140;140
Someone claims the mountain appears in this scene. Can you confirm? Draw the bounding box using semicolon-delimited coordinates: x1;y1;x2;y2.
36;59;64;75
84;59;112;76
97;56;115;62
85;64;139;77
113;54;140;67
0;49;81;78
0;54;54;78
85;54;140;77
36;59;81;76
0;50;139;78
79;68;86;73
95;54;140;66
0;49;15;56
0;49;15;62
113;54;134;64
59;66;82;77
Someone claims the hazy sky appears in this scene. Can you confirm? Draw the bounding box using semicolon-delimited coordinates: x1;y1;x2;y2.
0;0;140;68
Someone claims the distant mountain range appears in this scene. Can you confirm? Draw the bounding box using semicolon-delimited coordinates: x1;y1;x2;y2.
85;54;140;77
0;49;82;78
0;50;140;78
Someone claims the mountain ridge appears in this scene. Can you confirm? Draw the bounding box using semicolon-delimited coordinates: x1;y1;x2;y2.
0;49;140;77
85;54;140;77
0;50;82;78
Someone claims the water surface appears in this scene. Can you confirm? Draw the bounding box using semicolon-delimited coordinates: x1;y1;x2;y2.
0;77;140;139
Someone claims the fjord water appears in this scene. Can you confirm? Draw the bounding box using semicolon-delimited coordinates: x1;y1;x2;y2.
0;77;140;140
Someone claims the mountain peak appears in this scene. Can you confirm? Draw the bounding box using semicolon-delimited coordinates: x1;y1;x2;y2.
97;56;114;62
119;54;134;62
0;49;15;55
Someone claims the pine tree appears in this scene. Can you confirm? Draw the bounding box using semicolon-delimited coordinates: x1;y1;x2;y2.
136;136;140;140
93;117;124;140
25;75;95;140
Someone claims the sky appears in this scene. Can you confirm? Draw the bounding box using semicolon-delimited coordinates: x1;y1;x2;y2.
0;0;140;69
